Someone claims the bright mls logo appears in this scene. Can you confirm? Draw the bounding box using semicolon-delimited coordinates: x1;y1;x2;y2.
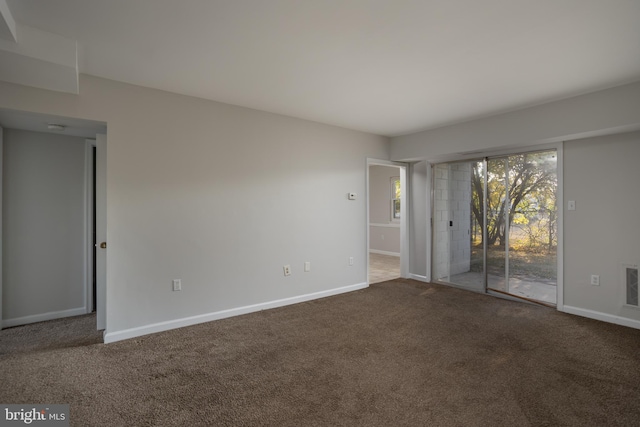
0;405;69;426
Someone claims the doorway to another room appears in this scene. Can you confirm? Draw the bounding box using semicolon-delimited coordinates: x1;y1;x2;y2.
0;109;107;333
368;162;406;284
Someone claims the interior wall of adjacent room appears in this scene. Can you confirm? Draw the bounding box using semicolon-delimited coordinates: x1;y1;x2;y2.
563;131;640;322
0;76;389;339
2;129;86;323
369;165;400;255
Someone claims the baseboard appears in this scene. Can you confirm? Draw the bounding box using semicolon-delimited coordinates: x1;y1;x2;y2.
409;274;429;283
104;282;368;344
369;249;400;257
562;305;640;330
2;307;87;329
369;223;400;229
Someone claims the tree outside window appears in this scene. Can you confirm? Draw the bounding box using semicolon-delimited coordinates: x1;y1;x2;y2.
391;177;401;220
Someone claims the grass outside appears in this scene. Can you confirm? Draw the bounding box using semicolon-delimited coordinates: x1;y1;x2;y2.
470;245;557;281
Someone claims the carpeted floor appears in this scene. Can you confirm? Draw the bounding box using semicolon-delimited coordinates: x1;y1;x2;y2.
1;279;640;426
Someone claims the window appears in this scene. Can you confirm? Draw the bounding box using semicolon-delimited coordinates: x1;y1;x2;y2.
391;177;401;220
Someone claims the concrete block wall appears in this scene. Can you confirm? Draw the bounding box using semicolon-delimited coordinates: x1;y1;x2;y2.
433;163;472;281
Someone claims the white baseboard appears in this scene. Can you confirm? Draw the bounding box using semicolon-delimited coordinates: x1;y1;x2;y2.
409;274;429;283
2;307;87;329
562;305;640;330
104;282;368;344
369;249;400;257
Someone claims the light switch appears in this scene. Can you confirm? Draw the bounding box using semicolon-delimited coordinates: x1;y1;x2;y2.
568;200;576;211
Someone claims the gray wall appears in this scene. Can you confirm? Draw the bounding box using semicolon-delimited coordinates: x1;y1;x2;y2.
2;129;86;323
369;165;400;254
564;131;640;322
392;81;640;162
0;75;389;340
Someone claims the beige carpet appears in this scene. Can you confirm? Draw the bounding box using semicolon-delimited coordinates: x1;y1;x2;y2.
368;252;400;283
2;279;640;426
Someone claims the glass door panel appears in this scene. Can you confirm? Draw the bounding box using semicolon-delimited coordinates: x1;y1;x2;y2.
432;161;484;292
486;158;507;294
486;151;557;305
505;151;558;304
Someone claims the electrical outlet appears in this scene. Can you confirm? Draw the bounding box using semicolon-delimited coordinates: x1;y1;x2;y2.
349;257;354;266
591;275;600;286
304;262;311;272
283;265;291;276
172;279;182;291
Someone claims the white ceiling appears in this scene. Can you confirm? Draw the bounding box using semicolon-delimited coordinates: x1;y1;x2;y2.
5;0;640;137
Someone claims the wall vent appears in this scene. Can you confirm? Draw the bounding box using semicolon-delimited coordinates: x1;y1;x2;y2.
624;264;639;307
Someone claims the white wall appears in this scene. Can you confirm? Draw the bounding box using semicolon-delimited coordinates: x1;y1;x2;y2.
563;131;640;323
2;129;86;325
0;75;389;341
368;165;400;255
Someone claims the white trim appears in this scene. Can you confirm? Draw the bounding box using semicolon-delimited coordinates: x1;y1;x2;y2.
2;307;86;329
425;161;432;282
104;282;368;344
369;223;401;228
562;306;640;330
409;274;429;282
0;126;3;327
556;143;564;310
369;249;400;257
84;139;96;314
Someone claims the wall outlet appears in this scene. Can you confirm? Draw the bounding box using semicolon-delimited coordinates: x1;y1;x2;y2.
349;257;354;266
304;261;311;272
591;275;600;286
283;265;291;276
172;279;182;291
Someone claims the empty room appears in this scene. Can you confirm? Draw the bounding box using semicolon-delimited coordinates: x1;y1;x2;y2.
1;1;640;426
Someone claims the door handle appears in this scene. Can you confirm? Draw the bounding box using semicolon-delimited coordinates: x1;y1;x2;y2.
99;242;107;249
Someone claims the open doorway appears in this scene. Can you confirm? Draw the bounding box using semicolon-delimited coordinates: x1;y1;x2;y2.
0;108;107;332
367;160;408;284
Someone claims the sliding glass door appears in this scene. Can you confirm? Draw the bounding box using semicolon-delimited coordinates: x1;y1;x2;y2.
432;161;484;292
433;150;558;305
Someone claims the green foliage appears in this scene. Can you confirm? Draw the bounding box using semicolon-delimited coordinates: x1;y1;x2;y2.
471;151;557;253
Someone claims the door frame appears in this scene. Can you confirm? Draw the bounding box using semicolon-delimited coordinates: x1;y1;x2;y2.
366;158;409;283
95;134;107;331
84;135;106;331
85;139;95;314
0;127;3;326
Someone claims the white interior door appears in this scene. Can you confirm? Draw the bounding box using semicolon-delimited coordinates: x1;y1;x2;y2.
96;134;107;331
